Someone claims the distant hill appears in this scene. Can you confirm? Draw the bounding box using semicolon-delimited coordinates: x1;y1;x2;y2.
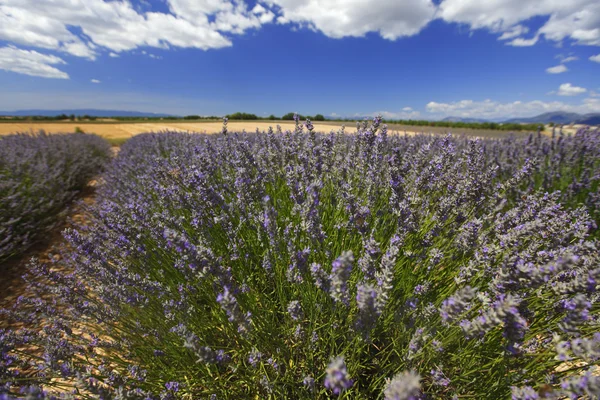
578;113;600;125
504;112;600;125
0;109;175;118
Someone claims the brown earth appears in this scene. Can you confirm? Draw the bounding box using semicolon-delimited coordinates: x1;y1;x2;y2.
0;180;98;316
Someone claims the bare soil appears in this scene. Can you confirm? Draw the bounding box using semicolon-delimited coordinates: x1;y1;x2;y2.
0;181;98;315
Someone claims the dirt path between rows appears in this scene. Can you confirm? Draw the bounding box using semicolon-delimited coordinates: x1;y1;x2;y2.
0;178;99;318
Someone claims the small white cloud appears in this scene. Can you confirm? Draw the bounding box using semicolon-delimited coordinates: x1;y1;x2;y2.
0;45;69;79
561;56;578;63
109;52;119;58
402;107;413;111
507;35;539;47
498;25;528;41
590;54;600;63
557;83;587;96
546;64;568;74
91;79;101;83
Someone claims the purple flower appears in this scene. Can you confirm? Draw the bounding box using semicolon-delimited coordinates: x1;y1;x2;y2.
330;251;354;305
248;348;262;368
355;283;381;333
324;356;353;395
430;367;450;387
216;286;251;333
311;262;330;293
383;370;421;400
287;300;303;321
165;381;179;392
303;375;315;392
440;286;476;324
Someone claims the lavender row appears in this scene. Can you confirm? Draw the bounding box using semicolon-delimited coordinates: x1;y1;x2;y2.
0;132;111;261
1;119;599;399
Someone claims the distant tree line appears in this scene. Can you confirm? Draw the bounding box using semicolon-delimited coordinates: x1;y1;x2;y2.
224;112;324;121
374;119;542;132
324;118;542;132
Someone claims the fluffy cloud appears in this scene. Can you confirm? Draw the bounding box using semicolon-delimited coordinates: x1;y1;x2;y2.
1;0;599;84
1;0;599;69
426;98;600;119
590;54;600;63
558;55;579;63
546;65;568;74
0;0;270;61
91;79;100;83
0;45;68;79
507;35;539;47
439;0;600;46
557;83;587;96
498;25;529;40
263;0;436;40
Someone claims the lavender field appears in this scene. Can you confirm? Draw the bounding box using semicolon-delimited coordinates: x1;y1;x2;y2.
1;118;600;399
0;132;111;261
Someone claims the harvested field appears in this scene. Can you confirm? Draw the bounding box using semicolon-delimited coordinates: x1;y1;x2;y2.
0;120;545;141
0;121;378;139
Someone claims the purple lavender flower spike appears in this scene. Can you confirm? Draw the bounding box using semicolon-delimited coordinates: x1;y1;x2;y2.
383;370;421;400
355;283;381;334
330;251;354;305
324;356;353;395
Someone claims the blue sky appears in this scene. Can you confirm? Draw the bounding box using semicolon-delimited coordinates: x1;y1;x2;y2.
0;0;599;120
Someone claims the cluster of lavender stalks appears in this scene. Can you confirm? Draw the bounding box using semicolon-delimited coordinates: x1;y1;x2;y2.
1;117;600;399
0;132;111;261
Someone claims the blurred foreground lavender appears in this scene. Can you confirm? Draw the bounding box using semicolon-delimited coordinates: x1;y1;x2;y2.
0;132;111;261
1;120;599;399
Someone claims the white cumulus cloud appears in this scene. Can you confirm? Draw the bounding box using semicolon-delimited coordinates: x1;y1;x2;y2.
0;0;270;61
557;83;587;96
0;45;68;79
263;0;436;40
426;98;600;119
546;65;568;74
590;54;600;63
91;79;100;83
439;0;600;47
0;0;599;84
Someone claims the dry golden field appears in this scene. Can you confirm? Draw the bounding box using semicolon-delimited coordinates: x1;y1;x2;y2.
0;121;380;140
0;120;575;143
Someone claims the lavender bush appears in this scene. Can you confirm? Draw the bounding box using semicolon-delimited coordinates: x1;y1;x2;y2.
1;119;599;399
0;132;111;261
